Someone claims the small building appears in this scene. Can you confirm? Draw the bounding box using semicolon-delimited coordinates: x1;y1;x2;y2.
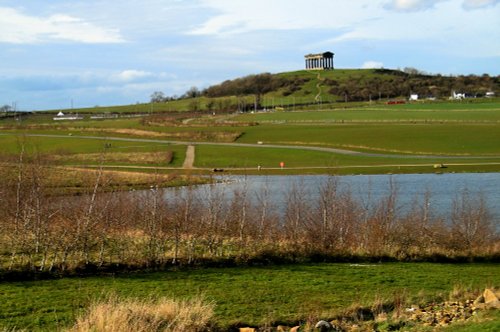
305;51;334;70
451;91;466;100
409;94;419;101
54;111;83;121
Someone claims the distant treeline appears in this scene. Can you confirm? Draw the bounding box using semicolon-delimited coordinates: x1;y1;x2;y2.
151;69;499;107
326;69;499;102
0;154;498;277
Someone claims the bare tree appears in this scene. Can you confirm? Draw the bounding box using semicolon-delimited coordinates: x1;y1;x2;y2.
450;190;493;254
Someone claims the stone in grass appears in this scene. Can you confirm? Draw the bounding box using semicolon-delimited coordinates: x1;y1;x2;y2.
315;320;333;331
483;288;498;305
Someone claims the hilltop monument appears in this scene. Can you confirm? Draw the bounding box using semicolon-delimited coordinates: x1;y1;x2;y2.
304;51;334;70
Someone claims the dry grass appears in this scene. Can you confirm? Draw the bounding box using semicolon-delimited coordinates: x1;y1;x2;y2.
45;166;175;187
50;151;172;164
80;127;242;142
69;294;214;332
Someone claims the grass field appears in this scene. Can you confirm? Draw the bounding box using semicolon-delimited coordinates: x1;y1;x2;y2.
0;263;498;331
234;108;500;123
237;123;500;155
1;100;500;175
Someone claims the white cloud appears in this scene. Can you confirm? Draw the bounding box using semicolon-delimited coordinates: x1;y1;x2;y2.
384;0;448;12
0;7;124;44
462;0;500;9
362;61;384;69
112;70;153;82
190;0;377;35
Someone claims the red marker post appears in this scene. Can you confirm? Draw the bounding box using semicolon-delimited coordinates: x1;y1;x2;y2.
280;161;285;169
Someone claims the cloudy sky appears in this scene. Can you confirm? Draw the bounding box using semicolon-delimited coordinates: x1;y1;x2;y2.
1;0;499;110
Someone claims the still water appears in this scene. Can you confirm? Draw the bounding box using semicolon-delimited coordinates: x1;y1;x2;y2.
165;173;500;220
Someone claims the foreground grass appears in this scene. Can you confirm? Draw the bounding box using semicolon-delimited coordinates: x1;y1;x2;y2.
0;263;498;331
439;309;500;332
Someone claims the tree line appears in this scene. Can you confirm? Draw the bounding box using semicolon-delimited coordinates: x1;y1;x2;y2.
150;70;499;108
326;69;499;102
0;153;498;276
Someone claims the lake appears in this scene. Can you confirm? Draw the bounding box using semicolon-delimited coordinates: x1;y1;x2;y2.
164;173;500;221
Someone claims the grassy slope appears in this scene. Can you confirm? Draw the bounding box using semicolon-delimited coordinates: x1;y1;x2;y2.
0;263;498;331
25;68;497;114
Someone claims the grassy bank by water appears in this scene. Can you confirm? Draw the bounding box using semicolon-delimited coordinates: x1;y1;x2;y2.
0;263;498;331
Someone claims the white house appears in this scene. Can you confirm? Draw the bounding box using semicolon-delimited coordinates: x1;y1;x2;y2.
409;94;419;101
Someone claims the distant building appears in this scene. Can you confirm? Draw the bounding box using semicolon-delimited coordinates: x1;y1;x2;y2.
305;51;334;70
451;91;466;100
54;111;83;120
409;94;419;101
486;91;495;98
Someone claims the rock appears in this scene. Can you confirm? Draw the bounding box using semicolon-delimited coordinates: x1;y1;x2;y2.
375;312;388;322
289;326;300;332
483;288;499;306
314;320;333;331
276;326;288;332
239;328;256;332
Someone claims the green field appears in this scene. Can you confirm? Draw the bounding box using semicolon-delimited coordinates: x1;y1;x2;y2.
237;123;500;155
1;100;500;174
0;263;498;331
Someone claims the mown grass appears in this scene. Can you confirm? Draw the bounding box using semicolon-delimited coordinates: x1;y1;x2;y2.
237;123;500;155
0;133;186;158
193;144;485;170
2;100;500;175
0;263;498;331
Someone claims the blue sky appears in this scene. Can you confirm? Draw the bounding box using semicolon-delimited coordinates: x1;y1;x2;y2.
1;0;499;111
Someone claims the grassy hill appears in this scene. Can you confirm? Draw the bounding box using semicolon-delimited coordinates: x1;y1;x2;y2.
37;68;499;114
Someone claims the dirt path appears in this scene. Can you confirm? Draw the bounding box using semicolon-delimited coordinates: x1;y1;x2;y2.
183;145;195;168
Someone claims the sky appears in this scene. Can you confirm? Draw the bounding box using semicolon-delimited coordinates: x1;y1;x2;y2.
0;0;499;111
